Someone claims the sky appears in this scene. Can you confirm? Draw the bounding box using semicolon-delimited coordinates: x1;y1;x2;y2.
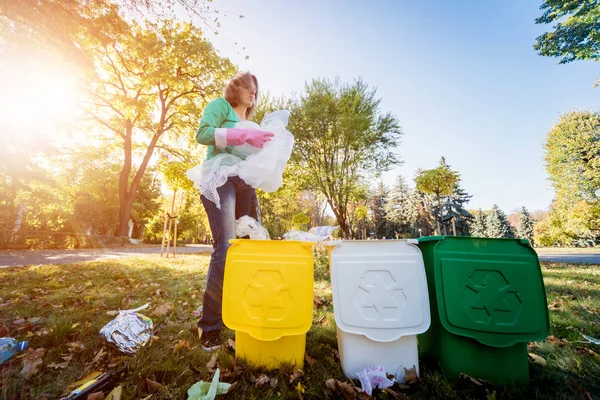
196;0;600;214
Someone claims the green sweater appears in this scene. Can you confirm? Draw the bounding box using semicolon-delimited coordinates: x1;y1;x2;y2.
195;97;239;160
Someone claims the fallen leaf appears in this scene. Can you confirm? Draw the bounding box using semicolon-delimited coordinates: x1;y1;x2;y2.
227;381;239;393
547;335;567;346
384;387;407;400
460;373;483;386
289;366;305;384
0;324;9;336
146;378;166;394
227;338;236;351
403;366;418;385
48;354;72;369
106;310;119;316
67;341;85;354
71;323;80;329
313;295;324;306
152;303;172;316
13;318;27;325
20;348;46;379
270;377;278;388
105;385;122;400
173;339;189;352
255;374;270;387
26;331;34;338
529;353;547;366
68;371;103;390
304;354;316;366
28;317;43;324
87;392;104;400
92;347;106;364
296;382;305;399
207;352;218;373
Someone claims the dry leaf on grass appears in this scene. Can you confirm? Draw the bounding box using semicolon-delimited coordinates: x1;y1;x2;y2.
87;392;104;400
91;347;106;364
325;379;371;400
403;366;418;385
547;335;567;346
67;341;85;354
227;338;236;351
20;348;46;379
105;385;122;400
254;374;270;387
384;387;407;400
106;310;119;316
313;295;324;306
173;339;190;352
146;378;166;393
304;354;316;366
207;352;218;373
528;353;547;366
289;366;305;384
0;324;9;336
459;373;484;386
152;303;172;316
68;371;103;390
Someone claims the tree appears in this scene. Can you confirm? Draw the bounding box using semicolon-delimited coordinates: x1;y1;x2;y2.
288;78;403;238
470;208;488;237
370;181;391;238
534;0;600;64
414;166;458;235
83;20;235;236
545;111;600;244
486;204;514;239
517;206;535;246
385;175;416;238
439;158;473;236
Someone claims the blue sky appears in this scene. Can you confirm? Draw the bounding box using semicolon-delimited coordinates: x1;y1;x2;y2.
199;0;600;213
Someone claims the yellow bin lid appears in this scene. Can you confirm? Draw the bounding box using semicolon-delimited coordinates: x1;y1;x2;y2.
222;239;315;341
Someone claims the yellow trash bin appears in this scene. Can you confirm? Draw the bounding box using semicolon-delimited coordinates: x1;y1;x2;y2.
222;239;314;368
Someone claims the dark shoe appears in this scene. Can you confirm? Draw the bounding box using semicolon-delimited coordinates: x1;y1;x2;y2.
200;330;222;352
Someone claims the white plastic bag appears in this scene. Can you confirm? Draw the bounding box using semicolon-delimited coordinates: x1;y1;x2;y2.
356;366;395;396
186;111;294;208
236;216;270;240
283;225;339;242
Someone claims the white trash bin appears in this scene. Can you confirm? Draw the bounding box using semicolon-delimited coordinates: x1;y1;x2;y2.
329;239;431;382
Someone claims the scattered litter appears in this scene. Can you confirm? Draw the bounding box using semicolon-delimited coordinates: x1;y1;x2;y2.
283;226;339;242
582;334;600;345
356;366;395;396
187;368;232;400
100;303;153;354
236;216;269;240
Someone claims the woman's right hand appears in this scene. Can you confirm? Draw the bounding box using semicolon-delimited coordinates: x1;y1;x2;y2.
226;128;274;148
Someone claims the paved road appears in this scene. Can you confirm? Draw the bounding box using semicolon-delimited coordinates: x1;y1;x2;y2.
2;245;600;268
0;245;213;268
537;253;600;264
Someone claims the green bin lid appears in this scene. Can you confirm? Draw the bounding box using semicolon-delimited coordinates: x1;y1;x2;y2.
422;236;549;347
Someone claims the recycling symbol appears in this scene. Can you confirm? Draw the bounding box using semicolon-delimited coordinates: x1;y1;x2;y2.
461;270;522;326
242;270;292;321
353;271;407;322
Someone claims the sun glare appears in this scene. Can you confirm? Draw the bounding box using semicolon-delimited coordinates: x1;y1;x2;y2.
0;55;81;144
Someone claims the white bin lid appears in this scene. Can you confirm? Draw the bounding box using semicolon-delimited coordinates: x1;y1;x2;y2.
329;240;431;342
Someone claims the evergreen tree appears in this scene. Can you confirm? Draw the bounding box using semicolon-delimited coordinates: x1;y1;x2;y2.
385;175;416;238
486;204;514;238
517;206;535;246
369;181;391;238
470;208;488;237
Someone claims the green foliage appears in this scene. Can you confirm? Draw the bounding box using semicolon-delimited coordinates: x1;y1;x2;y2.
385;175;417;238
544;111;600;246
534;0;600;64
288;78;403;238
470;208;488;237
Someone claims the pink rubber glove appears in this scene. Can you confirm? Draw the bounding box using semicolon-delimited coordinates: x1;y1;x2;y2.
225;128;274;148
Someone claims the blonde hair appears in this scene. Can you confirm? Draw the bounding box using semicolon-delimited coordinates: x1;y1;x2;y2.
224;72;259;119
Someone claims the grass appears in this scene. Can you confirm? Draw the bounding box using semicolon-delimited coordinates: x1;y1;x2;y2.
0;251;598;399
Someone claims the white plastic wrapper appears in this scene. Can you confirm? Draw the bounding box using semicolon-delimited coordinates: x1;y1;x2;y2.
356;366;395;396
187;111;294;208
236;216;270;240
99;303;153;355
283;225;339;242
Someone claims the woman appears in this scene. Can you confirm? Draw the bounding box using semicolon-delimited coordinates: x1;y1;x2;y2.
194;72;274;351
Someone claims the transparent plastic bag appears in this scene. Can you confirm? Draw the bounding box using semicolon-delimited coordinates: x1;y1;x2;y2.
236;216;270;240
283;225;339;242
186;110;294;208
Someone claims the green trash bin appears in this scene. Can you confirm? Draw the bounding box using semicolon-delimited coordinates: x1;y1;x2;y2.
417;236;549;384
